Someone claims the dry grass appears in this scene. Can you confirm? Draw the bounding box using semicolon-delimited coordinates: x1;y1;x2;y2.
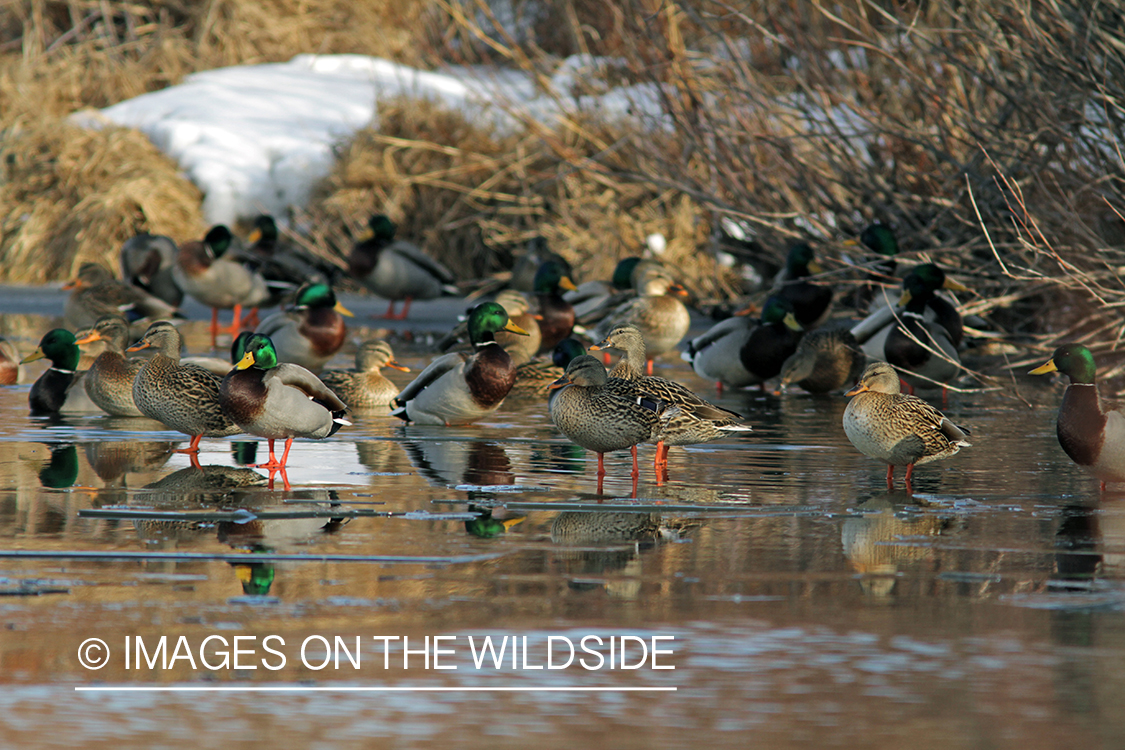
3;0;1125;377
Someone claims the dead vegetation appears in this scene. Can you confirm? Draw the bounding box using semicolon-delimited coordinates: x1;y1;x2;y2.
3;0;1125;372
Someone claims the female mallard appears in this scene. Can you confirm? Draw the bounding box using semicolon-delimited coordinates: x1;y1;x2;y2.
319;340;410;409
774;242;833;328
220;333;350;470
73;315;146;416
843;361;971;488
0;336;22;385
1030;344;1125;490
391;301;529;425
779;325;865;394
531;260;578;354
590;262;690;374
21;329;99;415
252;283;353;373
172;225;273;346
549;355;661;480
63;262;180;332
512;338;587;399
590;325;749;472
119;232;183;307
347;214;458;320
128;320;241;454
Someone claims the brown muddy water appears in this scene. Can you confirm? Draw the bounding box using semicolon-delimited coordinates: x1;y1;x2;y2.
1;291;1124;749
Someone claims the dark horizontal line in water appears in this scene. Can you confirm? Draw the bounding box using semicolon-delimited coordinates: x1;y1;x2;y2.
432;499;823;515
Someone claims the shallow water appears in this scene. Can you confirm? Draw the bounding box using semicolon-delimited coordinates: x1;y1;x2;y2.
2;302;1125;749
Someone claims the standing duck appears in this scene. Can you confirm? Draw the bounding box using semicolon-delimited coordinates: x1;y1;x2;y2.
590;262;690;374
852;263;969;362
774;242;833;329
590;325;749;473
252;283;353;373
220;333;350;472
119;232;183;308
173;225;273;347
391;301;529;425
549;355;661;481
879;270;963;390
73;315;146;416
531;260;578;354
843;362;971;489
347;214;458;320
128;321;241;455
1030;344;1125;490
21;329;99;415
319;340;410;409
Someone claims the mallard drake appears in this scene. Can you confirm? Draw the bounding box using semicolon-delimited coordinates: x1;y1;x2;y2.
391;301;529;425
590;325;749;472
319;340;410;409
63;262;180;332
590;262;691;374
21;329;100;415
347;214;458;319
128;320;241;454
774;242;833;328
220;333;350;471
779;325;865;394
245;215;341;287
0;336;22;385
251;283;352;373
549;355;661;480
531;260;578;354
843;361;971;488
878;269;963;390
437;289;542;364
1030;344;1125;489
119;232;183;307
852;263;968;358
683;298;802;391
173;225;273;347
73;315;146;416
511;337;587;399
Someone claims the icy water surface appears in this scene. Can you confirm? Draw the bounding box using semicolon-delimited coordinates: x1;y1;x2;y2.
2;301;1125;749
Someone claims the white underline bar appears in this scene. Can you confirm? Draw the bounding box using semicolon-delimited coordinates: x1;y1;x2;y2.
75;686;676;692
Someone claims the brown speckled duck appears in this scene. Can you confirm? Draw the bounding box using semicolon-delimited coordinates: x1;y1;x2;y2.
220;333;350;470
128;321;241;454
319;340;410;409
1031;344;1125;490
548;355;661;479
63;262;180;333
779;326;865;394
843;362;971;488
590;325;749;473
73;315;146;416
391;302;529;425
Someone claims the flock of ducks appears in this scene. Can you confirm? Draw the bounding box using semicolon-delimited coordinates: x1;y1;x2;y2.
0;219;1121;494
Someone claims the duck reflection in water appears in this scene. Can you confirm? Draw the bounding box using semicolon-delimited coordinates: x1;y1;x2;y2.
401;438;515;489
840;490;955;598
83;440;175;487
464;505;526;539
550;512;697;597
